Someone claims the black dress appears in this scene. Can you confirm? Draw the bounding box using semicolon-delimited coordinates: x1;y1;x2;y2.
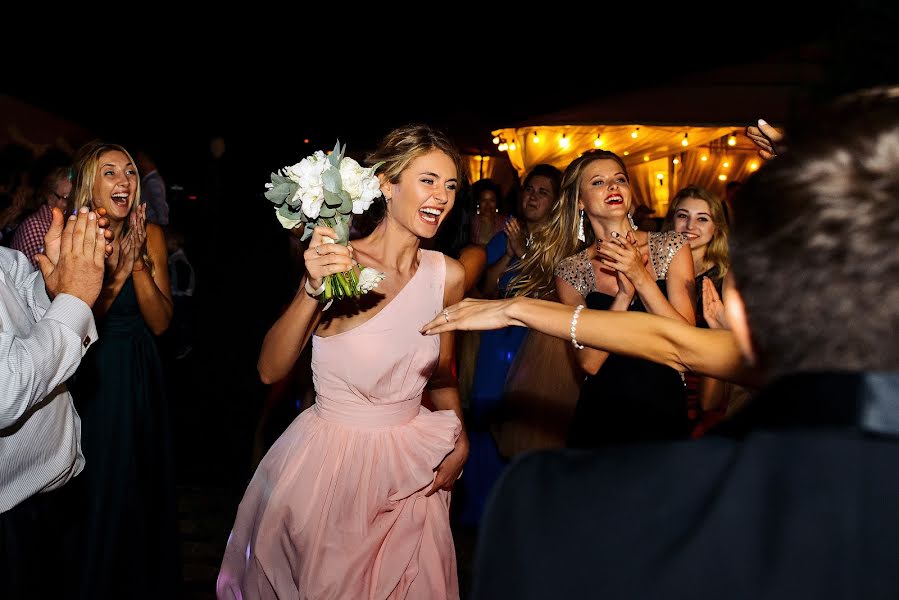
567;284;690;447
556;231;691;448
70;277;180;599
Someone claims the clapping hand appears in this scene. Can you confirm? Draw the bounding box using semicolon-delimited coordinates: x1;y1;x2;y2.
596;230;646;295
42;207;115;265
505;217;527;258
702;276;728;329
36;207;106;305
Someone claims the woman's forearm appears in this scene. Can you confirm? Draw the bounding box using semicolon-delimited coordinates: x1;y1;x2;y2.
133;268;173;335
258;282;322;384
509;297;752;384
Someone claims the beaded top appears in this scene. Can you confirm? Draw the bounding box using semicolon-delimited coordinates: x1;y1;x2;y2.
554;231;688;296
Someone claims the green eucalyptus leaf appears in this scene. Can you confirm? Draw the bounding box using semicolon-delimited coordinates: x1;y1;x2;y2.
333;216;350;245
324;189;343;208
277;203;300;218
322;168;343;195
300;226;313;241
319;204;336;218
271;173;292;187
338;193;353;214
265;182;295;204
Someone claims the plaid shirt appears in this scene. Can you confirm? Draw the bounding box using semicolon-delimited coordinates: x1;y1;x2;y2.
10;204;52;268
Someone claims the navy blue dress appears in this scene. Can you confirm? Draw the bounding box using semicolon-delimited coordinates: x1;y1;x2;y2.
70;277;180;598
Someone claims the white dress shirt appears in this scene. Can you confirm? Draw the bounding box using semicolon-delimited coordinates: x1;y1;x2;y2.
0;248;97;513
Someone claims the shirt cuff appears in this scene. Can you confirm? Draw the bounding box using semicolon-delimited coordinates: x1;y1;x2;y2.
42;293;99;355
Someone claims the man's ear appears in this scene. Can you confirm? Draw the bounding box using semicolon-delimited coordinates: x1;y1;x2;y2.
724;279;757;366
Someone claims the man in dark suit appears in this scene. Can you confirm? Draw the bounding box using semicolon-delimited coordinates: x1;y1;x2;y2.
471;87;899;599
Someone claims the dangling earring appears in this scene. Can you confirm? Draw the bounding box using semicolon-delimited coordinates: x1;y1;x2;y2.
476;203;480;215
577;209;586;242
627;212;638;231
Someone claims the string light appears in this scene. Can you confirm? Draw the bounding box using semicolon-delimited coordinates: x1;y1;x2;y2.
559;133;570;149
700;155;708;162
681;133;689;147
718;174;728;181
749;161;759;171
727;132;737;146
643;155;650;162
631;127;640;139
722;161;730;168
492;136;500;145
594;134;603;148
672;157;680;165
623;151;630;156
532;131;540;144
508;140;517;151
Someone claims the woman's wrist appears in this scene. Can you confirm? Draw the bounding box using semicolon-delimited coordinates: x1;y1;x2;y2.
304;276;325;298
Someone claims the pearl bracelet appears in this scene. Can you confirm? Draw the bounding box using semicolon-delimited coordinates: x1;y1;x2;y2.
570;304;585;350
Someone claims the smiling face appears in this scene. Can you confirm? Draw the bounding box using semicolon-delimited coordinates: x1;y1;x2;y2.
578;158;632;219
520;175;554;224
382;149;458;239
91;150;138;222
672;197;715;252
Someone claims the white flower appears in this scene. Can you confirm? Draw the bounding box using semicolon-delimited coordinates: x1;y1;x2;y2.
275;207;303;230
338;157;365;199
357;267;386;293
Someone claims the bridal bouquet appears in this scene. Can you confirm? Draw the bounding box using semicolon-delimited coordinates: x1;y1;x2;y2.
265;141;386;303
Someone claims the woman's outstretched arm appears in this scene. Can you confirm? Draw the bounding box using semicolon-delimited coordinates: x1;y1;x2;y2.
422;296;759;386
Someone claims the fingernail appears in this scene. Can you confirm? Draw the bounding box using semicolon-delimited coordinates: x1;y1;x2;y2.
611;231;619;238
89;212;96;220
758;119;768;127
79;206;89;213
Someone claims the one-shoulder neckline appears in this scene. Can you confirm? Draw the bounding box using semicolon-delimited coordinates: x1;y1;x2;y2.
314;249;431;342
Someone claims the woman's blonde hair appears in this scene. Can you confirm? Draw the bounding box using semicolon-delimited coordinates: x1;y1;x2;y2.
662;185;730;280
71;140;153;274
506;151;627;299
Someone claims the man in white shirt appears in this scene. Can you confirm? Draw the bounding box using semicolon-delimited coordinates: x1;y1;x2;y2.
0;207;108;598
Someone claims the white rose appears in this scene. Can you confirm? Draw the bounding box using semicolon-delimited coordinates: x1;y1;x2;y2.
275;207;303;230
357;267;386;293
301;189;324;219
352;170;383;214
338;157;365;199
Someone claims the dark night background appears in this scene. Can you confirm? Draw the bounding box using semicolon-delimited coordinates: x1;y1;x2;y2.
4;7;898;597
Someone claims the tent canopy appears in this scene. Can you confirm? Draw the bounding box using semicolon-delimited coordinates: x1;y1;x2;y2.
485;61;819;216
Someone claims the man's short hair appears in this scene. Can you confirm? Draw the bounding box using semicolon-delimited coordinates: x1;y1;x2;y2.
731;87;899;375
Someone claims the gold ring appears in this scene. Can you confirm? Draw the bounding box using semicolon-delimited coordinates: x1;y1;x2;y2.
315;245;324;256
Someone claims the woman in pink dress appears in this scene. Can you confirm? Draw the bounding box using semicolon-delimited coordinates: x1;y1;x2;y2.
217;124;469;599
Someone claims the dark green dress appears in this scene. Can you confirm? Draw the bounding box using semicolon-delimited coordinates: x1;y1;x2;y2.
70;277;180;599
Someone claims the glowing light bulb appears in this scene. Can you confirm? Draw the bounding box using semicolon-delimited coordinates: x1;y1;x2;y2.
723;161;730;168
718;174;728;181
672;158;680;165
727;133;737;146
750;161;759;171
701;155;708;162
681;133;689;147
509;141;517;151
643;155;650;162
559;134;570;149
532;131;540;144
594;135;603;148
631;127;640;139
492;136;500;145
623;151;630;156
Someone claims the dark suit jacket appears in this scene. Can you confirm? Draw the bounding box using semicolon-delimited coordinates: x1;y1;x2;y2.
471;372;899;599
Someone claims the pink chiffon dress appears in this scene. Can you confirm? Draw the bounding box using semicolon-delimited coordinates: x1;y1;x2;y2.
217;249;461;599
